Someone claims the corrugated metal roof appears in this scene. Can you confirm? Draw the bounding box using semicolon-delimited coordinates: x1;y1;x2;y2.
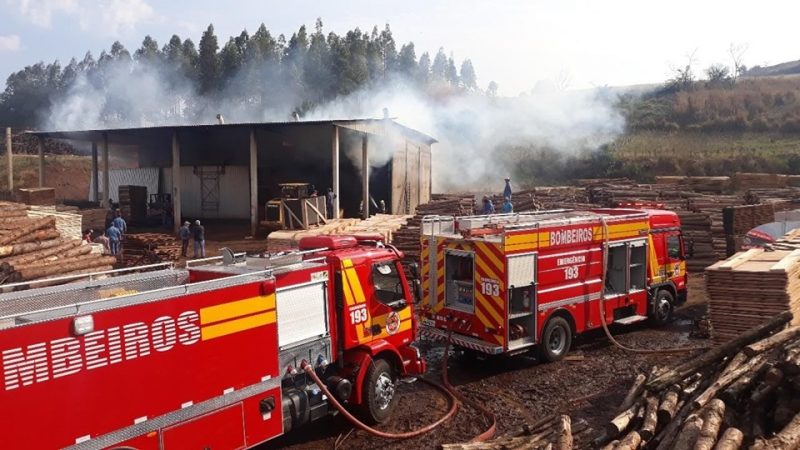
25;118;437;145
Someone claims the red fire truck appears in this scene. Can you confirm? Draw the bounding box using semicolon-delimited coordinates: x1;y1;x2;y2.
0;235;424;449
419;208;688;361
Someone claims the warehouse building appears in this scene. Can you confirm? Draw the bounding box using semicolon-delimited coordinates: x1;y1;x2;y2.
27;118;436;234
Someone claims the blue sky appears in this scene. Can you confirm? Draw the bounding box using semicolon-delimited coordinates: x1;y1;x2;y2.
1;0;800;95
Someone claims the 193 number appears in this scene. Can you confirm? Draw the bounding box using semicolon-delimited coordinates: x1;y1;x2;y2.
480;280;500;296
350;307;368;324
563;266;579;280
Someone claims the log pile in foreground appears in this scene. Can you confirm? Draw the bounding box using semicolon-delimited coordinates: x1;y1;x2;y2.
706;248;800;344
0;202;114;286
594;312;800;450
442;414;585;450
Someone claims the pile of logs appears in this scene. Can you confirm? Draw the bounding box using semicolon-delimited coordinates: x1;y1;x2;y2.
595;312;800;450
123;233;182;265
706;249;800;344
393;195;476;266
488;187;594;212
443;415;582;450
0;203;115;285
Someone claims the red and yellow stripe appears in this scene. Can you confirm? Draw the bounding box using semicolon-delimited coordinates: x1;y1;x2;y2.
199;294;277;341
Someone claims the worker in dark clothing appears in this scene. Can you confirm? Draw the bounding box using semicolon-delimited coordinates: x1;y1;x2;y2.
503;177;513;200
106;223;121;256
193;220;206;258
325;188;337;219
179;221;191;257
481;196;495;215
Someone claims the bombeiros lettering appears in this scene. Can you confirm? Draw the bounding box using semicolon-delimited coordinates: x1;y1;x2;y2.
1;311;200;391
550;228;593;246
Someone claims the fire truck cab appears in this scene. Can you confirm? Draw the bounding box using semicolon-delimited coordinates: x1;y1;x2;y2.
419;208;687;361
0;236;423;449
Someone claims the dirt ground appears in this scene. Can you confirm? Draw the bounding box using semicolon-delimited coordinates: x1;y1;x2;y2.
264;276;710;450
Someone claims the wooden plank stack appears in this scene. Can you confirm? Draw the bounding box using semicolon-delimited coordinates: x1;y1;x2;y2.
118;185;147;224
734;172;789;189
706;249;800;344
79;208;109;231
723;204;776;256
597;313;800;450
15;187;55;206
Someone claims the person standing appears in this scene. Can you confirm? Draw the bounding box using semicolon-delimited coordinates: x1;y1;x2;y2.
481;196;495;215
501;196;514;213
106;223;121;256
192;220;206;258
178;221;191;257
325;188;337;219
503;177;513;200
112;211;127;235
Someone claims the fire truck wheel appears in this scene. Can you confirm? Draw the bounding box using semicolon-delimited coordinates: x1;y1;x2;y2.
538;316;572;362
650;289;674;326
360;358;398;424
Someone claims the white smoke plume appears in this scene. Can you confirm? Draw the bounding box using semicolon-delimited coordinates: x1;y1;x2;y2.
44;59;623;192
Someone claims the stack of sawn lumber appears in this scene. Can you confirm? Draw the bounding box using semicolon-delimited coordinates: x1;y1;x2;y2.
706;248;800;344
723;204;777;256
595;313;800;450
0;202;115;285
123;233;182;265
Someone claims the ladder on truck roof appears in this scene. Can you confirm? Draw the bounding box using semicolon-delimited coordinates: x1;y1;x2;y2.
0;248;330;328
422;208;650;236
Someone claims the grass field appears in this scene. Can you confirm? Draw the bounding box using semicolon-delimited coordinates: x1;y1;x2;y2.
607;131;800;180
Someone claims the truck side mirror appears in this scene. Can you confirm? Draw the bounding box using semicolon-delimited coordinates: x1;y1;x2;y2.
412;279;422;304
408;263;420;280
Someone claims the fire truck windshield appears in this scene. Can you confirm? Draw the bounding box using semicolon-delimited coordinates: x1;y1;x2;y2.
372;262;404;304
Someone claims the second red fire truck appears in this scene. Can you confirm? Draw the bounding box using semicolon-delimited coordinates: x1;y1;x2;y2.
418;208;688;361
0;235;424;449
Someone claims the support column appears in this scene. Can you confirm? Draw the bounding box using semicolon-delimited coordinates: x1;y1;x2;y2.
37;137;45;187
362;135;369;219
5;128;12;192
331;125;340;218
249;129;258;237
102;133;110;208
172;131;181;234
91;141;99;202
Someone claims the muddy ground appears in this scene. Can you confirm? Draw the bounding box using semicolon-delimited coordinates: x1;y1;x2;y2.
266;276;710;450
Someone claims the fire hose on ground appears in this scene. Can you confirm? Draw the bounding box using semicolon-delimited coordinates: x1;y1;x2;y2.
300;333;496;441
598;217;707;355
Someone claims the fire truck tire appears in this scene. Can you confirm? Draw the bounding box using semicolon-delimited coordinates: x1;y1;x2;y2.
538;316;572;362
650;289;674;326
360;358;398;424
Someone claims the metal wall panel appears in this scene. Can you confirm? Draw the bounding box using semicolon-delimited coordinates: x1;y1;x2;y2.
276;281;329;348
161;166;250;219
91;168;159;203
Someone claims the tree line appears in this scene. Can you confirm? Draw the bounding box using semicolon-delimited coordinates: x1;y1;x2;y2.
0;19;484;128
